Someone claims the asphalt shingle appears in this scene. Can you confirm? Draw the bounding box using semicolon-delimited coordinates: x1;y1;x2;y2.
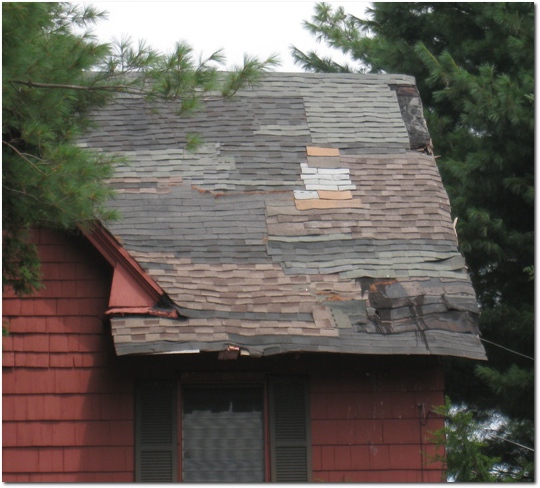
80;72;485;361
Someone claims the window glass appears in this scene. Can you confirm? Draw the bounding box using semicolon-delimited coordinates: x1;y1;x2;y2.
182;386;265;482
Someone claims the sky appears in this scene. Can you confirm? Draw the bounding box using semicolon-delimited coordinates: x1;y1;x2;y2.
78;1;370;72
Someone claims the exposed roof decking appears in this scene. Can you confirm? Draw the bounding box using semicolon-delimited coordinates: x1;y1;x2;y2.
80;72;485;360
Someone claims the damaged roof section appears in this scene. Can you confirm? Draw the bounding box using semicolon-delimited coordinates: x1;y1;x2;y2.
79;72;486;361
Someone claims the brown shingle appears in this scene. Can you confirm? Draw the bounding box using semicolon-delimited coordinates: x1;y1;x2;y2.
83;73;484;361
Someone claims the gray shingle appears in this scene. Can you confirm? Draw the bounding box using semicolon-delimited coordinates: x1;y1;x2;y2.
82;72;485;361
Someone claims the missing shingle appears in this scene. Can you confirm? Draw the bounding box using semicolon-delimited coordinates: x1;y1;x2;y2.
329;306;351;329
324;300;368;330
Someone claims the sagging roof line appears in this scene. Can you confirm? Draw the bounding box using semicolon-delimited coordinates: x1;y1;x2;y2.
78;72;486;361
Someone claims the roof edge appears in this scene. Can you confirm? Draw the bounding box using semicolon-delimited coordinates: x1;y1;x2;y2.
81;221;165;308
109;319;487;361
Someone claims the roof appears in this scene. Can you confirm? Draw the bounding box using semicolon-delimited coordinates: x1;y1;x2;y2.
79;72;486;361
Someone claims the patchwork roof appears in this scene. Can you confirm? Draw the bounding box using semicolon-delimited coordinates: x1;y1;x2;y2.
80;72;486;360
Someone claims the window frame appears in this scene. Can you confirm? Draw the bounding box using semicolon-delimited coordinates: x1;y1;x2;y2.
181;383;267;483
135;375;311;482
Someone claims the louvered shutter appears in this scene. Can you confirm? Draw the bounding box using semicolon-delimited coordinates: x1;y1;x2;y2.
135;380;177;482
269;377;311;482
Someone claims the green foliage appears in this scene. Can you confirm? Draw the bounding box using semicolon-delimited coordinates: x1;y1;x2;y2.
2;233;43;297
431;398;499;482
3;2;117;294
3;2;278;296
476;364;534;419
295;2;534;480
431;398;534;482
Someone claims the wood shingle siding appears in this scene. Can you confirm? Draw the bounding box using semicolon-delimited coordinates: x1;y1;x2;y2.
2;229;135;482
310;365;445;483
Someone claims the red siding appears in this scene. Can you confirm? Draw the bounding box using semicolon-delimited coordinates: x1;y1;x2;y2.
2;229;134;482
3;229;447;482
310;367;445;482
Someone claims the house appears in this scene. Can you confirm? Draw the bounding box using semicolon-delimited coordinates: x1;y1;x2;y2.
2;73;486;482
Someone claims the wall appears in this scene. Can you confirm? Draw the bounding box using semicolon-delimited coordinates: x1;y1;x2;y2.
310;366;445;482
2;229;135;482
122;353;447;482
2;229;446;482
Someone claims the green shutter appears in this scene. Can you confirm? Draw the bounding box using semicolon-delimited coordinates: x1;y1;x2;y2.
269;377;311;482
135;380;177;482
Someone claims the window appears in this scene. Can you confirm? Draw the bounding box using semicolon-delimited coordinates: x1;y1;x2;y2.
135;377;310;482
183;386;265;482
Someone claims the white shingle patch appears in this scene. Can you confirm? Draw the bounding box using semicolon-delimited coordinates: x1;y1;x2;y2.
296;161;356;194
332;174;351;181
294;190;319;200
305;184;340;191
317;168;350;175
301;179;317;186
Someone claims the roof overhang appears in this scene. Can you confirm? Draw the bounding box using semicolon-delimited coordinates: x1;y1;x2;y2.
109;314;487;361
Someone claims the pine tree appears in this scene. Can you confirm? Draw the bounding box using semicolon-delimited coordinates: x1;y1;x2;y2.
293;2;534;481
430;397;534;482
3;2;278;295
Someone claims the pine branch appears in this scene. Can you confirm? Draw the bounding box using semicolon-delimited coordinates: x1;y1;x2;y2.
2;185;43;203
11;79;136;93
488;433;534;452
3;140;46;174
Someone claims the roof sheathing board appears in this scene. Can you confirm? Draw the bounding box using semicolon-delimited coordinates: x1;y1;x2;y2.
79;72;485;361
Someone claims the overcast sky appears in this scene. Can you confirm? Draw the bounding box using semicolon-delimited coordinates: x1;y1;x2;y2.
79;1;370;72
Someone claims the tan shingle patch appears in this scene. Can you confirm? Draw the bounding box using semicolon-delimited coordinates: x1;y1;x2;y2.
306;146;340;157
295;198;363;211
317;190;353;200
